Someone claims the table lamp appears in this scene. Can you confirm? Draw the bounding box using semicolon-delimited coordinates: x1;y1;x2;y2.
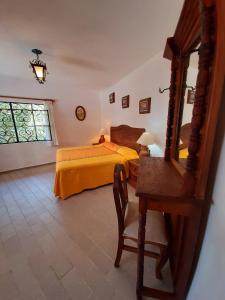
99;128;106;143
137;132;154;157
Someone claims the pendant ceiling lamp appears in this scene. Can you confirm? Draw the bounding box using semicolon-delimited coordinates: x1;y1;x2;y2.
30;49;48;84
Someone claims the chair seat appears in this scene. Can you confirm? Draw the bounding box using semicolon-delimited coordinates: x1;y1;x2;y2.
124;202;168;246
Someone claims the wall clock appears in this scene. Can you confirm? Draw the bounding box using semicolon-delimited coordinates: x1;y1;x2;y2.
75;106;86;121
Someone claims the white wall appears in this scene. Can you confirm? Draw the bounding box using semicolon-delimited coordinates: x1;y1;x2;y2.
187;135;225;300
100;52;171;150
100;52;198;154
0;76;101;171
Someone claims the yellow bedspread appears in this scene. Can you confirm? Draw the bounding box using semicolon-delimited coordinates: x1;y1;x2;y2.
54;142;138;199
179;148;189;159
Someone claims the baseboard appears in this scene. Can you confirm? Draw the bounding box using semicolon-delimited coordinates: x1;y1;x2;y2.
0;161;56;174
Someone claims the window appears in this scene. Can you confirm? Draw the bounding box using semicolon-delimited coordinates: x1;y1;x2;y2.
0;101;52;144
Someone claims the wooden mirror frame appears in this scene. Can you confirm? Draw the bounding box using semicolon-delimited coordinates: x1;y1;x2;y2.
164;0;216;195
135;1;224;299
160;0;225;298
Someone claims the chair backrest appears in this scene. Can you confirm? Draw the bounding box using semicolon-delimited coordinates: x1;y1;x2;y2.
113;164;128;233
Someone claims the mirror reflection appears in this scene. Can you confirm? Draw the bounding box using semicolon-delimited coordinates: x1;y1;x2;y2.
179;49;199;162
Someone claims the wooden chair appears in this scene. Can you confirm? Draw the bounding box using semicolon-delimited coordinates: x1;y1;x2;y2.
113;164;169;280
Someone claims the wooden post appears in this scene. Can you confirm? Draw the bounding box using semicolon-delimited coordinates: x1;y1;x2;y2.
164;57;178;160
186;3;215;173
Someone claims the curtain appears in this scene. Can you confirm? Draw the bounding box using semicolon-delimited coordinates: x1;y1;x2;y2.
44;100;59;146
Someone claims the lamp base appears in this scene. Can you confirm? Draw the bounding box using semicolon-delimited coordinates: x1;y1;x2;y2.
139;145;150;157
99;135;105;143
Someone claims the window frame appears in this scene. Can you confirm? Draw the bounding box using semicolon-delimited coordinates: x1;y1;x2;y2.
0;101;52;144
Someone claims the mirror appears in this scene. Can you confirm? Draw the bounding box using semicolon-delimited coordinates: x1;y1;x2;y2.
178;48;199;164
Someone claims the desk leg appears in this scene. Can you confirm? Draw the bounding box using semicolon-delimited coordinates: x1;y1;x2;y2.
136;201;147;300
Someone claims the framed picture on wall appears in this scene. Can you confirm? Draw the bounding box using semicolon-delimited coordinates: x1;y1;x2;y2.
139;98;151;114
122;95;129;108
109;92;115;104
187;89;195;104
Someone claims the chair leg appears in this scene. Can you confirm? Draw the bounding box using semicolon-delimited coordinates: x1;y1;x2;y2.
155;246;168;280
114;235;124;267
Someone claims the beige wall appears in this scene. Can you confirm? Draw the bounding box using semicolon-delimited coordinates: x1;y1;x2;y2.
187;136;225;299
100;52;171;153
0;76;101;172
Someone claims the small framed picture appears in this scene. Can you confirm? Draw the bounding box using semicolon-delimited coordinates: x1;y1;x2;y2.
109;92;115;104
187;89;195;104
139;98;151;114
122;95;129;108
75;106;86;121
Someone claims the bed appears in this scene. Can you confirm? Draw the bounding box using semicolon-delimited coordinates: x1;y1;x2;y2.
179;123;191;159
54;125;145;199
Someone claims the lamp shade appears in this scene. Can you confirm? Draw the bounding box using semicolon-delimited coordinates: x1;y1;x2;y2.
137;132;154;146
31;61;47;84
33;65;46;82
30;49;47;84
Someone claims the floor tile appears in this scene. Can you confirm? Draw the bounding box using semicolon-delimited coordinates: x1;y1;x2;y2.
0;165;172;300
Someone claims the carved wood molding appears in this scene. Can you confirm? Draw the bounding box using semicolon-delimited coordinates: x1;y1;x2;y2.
186;3;215;173
174;0;200;55
164;57;178;160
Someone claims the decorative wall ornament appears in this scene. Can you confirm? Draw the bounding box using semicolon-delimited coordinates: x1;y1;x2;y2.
159;84;195;94
109;92;115;103
30;49;48;84
75;106;86;121
122;95;129;108
187;89;196;104
139;98;151;114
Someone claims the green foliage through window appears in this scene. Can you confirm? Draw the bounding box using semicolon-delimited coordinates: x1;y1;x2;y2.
0;101;52;144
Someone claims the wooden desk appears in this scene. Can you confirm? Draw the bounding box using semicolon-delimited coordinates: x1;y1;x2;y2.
135;157;202;300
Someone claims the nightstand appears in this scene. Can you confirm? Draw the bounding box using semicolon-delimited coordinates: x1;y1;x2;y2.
128;159;140;188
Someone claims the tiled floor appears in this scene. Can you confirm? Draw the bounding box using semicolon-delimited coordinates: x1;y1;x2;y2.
0;164;173;300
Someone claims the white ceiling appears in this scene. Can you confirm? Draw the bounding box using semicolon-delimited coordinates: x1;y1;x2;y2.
0;0;183;90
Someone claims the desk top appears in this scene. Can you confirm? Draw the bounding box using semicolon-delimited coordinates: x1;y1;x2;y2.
136;157;188;201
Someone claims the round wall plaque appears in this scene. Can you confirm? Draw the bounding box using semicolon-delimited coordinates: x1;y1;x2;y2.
75;106;86;121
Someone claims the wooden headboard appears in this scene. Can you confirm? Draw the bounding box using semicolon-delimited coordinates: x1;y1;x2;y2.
179;123;191;150
110;125;145;153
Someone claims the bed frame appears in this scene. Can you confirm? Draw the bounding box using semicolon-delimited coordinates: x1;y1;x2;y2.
110;125;145;153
